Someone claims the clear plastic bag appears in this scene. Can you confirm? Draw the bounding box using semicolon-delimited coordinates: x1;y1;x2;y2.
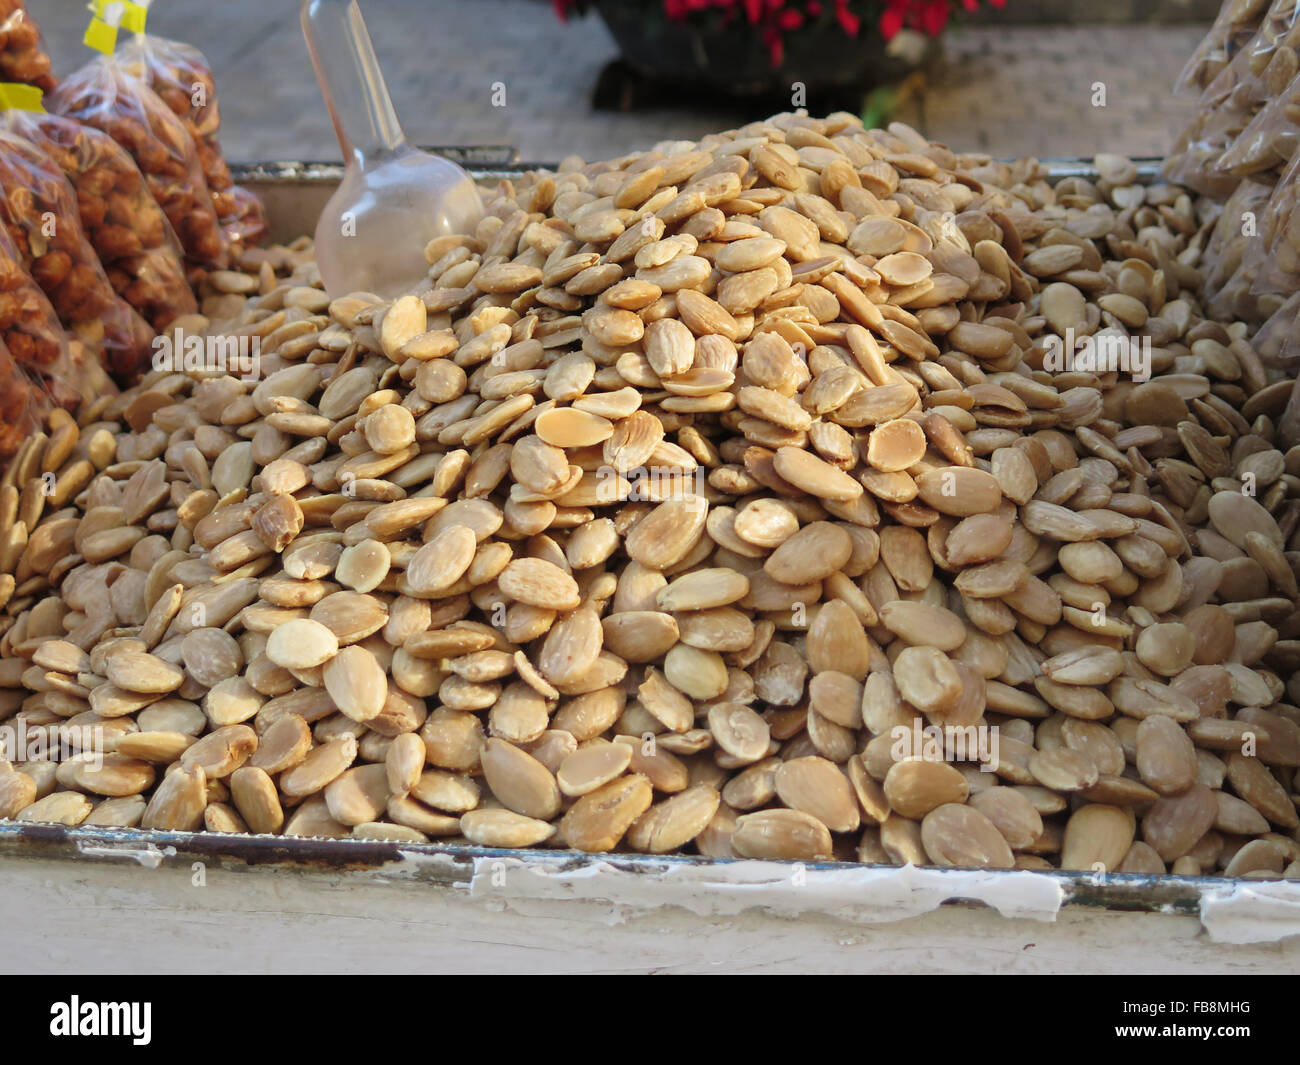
1245;145;1300;300
0;220;108;411
1175;0;1273;96
1218;69;1300;177
0;327;50;459
1167;0;1300;196
1163;80;1255;199
1248;288;1300;368
4;108;198;338
0;0;57;94
1279;365;1300;447
48;53;230;273
1235;0;1300;102
1199;175;1275;321
119;34;268;252
0;124;156;382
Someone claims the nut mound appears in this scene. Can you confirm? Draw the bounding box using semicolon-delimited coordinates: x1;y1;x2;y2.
1;110;1298;877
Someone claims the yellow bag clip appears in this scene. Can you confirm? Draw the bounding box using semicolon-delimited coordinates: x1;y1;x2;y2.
0;83;45;112
84;0;149;53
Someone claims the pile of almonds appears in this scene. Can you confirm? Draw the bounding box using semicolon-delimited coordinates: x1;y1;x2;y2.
1;111;1299;878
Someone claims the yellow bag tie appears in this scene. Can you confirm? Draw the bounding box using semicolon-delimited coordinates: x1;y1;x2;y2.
83;0;149;54
0;83;45;112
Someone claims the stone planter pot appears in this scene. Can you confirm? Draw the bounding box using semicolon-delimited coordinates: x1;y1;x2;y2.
594;0;929;96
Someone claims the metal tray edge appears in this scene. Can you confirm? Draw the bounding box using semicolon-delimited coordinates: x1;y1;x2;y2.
0;820;1263;918
230;157;1169;186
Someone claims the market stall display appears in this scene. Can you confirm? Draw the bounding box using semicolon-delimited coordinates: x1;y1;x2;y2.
0;110;1297;877
0;0;1294;893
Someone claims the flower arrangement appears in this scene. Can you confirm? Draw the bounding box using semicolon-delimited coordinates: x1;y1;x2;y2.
554;0;1007;68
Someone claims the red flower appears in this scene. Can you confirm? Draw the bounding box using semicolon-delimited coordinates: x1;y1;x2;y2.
762;24;784;65
834;0;861;35
557;0;1012;69
919;0;950;35
880;4;905;39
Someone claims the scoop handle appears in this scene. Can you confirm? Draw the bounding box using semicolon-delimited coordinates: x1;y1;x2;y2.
301;0;405;163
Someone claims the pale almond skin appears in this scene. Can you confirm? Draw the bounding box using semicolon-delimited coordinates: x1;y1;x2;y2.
732;808;832;861
1061;804;1134;872
884;760;970;821
921;804;1014;869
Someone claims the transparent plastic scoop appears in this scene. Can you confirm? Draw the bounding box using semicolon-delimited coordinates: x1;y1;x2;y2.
301;0;483;298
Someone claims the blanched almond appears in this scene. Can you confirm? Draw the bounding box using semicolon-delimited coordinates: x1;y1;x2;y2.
920;804;1013;869
884;760;969;820
732;808;832;860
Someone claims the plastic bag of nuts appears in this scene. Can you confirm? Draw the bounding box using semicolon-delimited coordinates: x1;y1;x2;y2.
1176;0;1271;95
1243;146;1300;300
1199;175;1276;321
1163;85;1254;200
2;107;197;338
0;0;56;94
1231;0;1300;101
1218;69;1300;177
0;327;50;458
48;54;230;273
1167;0;1300;195
119;33;268;252
0;125;156;382
0;219;109;411
1248;289;1300;368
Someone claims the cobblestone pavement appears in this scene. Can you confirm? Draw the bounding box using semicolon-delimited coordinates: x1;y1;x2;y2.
38;0;1205;165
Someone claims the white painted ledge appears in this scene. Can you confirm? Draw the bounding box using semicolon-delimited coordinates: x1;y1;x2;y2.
3;828;1300;973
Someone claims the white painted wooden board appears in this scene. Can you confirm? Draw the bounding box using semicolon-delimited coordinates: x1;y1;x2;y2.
4;847;1300;974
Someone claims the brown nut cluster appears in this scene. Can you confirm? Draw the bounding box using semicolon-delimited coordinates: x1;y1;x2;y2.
1167;3;1300;329
1215;71;1300;187
1168;0;1300;202
0;333;48;458
1177;0;1270;95
121;36;268;250
0;128;156;382
48;56;230;273
0;1;56;94
21;112;198;339
0;223;91;412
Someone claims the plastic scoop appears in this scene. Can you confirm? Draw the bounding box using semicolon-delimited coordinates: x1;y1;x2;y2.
301;0;483;298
